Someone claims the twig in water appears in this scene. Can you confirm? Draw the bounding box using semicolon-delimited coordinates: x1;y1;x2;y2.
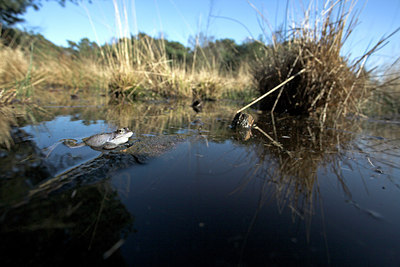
253;125;293;158
253;125;283;150
44;141;63;158
103;239;125;259
367;156;375;168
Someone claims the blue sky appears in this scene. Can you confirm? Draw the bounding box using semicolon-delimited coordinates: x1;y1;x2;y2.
20;0;400;66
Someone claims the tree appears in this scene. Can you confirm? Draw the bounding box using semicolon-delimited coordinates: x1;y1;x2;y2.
0;0;82;27
164;40;188;63
1;0;38;26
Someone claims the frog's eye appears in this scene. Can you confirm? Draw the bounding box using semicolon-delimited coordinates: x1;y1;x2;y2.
117;129;123;133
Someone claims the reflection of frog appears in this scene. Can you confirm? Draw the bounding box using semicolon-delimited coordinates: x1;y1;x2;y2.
231;112;255;141
63;128;133;150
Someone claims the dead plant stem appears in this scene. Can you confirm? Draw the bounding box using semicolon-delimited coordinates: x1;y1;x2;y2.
236;68;306;114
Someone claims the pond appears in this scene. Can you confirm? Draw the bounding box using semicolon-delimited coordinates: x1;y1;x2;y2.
1;95;400;266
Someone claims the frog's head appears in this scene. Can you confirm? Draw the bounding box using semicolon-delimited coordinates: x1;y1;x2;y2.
115;127;133;139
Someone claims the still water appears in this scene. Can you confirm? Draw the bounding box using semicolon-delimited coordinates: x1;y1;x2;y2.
1;99;400;266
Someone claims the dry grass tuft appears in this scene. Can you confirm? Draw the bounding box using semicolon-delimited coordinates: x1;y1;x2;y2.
106;34;185;101
252;0;390;122
105;33;249;102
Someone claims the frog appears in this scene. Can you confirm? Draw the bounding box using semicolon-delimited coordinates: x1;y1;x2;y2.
62;127;133;150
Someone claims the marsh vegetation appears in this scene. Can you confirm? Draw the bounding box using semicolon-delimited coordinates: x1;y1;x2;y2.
1;1;399;137
1;0;400;265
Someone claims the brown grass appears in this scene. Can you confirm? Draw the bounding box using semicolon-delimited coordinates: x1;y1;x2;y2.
252;0;392;123
106;34;252;102
38;54;109;90
234;115;359;226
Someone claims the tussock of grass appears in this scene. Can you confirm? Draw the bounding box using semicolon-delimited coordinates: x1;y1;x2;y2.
106;35;179;100
190;70;224;100
252;0;386;122
106;34;250;102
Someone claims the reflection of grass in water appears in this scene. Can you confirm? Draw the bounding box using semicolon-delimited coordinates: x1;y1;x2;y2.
104;100;240;136
1;181;133;265
0;92;242;149
356;119;400;184
0;104;45;148
236;116;360;228
26;88;238;134
0;88;108;148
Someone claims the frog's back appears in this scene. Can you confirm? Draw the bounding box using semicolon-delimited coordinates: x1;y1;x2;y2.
83;133;114;147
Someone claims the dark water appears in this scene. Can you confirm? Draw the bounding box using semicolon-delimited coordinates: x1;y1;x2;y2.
1;99;400;266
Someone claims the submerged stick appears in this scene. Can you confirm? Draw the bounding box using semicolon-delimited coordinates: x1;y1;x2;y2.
103;239;125;259
253;125;283;150
253;125;293;158
236;68;306;114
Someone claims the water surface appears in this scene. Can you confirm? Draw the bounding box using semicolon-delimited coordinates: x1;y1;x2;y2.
1;97;399;266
